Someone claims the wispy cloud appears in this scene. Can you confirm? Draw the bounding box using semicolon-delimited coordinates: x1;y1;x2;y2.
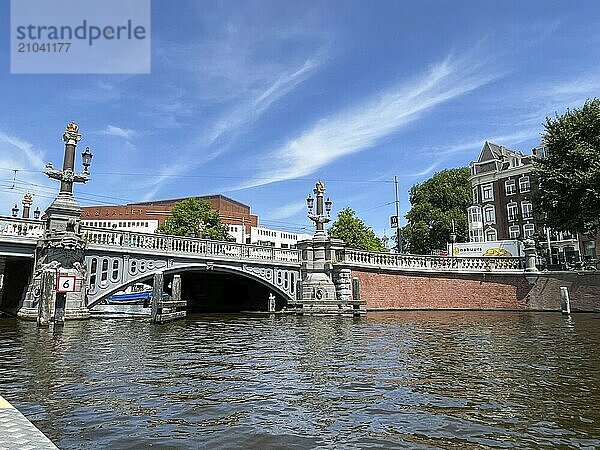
266;200;307;220
0;130;45;168
100;125;137;140
239;52;503;189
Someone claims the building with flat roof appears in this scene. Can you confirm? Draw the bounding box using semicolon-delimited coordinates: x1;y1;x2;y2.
80;194;311;248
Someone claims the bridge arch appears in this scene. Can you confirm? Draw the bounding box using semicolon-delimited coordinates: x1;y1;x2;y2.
87;261;298;309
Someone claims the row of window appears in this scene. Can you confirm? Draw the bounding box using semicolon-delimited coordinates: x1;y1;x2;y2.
469;223;535;242
85;220;150;228
468;201;533;225
473;176;530;203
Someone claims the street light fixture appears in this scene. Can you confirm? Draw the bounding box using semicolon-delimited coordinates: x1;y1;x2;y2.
11;204;19;218
81;147;93;174
34;207;41;220
306;181;331;236
306;194;314;212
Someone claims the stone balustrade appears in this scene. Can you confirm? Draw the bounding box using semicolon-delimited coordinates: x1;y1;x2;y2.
0;217;44;238
81;226;300;263
335;248;525;272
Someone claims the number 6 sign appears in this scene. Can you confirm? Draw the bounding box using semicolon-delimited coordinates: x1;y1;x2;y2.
56;275;76;293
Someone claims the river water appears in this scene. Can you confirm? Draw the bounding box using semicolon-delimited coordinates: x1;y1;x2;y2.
0;312;599;449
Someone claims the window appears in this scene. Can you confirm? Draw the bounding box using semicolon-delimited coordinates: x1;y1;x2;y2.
519;176;530;192
507;203;518;221
523;223;535;238
509;225;520;239
468;206;482;225
481;184;494;201
584;241;596;258
521;201;533;220
485;228;497;241
472;187;479;204
505;179;516;195
469;229;484;243
483;206;495;224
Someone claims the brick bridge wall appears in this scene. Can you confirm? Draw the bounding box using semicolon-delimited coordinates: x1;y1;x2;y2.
351;269;600;312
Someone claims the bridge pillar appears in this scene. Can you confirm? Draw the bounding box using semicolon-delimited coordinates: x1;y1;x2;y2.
17;122;93;322
290;180;364;316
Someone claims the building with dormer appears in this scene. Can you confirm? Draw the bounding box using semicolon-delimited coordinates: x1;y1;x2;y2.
468;141;581;265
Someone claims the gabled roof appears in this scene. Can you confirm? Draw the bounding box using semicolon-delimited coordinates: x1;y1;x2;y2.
476;141;524;163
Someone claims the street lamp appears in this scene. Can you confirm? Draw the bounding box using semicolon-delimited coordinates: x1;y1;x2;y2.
325;197;332;216
11;204;19;218
306;180;331;236
306;194;314;212
81;147;93;174
34;207;41;220
44;122;94;197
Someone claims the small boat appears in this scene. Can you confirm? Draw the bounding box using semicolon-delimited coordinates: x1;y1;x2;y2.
107;284;153;305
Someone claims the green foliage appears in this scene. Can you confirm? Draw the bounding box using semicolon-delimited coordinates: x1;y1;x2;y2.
328;208;387;252
157;198;230;240
533;98;600;237
401;168;471;254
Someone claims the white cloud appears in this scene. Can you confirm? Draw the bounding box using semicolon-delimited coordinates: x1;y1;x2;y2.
266;200;307;220
100;125;137;140
239;52;502;189
0;131;45;168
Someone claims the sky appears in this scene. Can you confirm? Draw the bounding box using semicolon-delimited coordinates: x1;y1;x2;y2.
1;0;599;239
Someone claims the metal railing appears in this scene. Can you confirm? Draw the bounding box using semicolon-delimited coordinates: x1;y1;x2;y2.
335;248;525;272
0;217;44;238
81;226;301;263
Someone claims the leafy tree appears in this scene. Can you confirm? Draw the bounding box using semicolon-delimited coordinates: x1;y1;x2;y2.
533;99;600;237
401;168;471;254
157;198;230;240
328;208;387;252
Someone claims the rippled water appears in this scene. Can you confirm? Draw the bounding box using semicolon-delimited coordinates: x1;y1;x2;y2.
1;312;599;449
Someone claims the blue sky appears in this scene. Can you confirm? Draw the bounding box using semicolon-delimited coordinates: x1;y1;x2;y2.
1;0;599;237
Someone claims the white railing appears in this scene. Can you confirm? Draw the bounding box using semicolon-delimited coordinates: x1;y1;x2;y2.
335;248;525;272
0;217;44;238
81;226;300;263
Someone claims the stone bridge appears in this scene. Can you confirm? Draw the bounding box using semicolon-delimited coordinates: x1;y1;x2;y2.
82;226;301;306
0;215;544;316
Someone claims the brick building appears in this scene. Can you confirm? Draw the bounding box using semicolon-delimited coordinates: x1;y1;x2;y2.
468;141;584;264
81;194;311;248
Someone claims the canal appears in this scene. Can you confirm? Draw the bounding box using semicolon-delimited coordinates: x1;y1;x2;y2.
0;311;599;449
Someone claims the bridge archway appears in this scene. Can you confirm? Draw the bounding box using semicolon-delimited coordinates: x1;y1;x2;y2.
87;262;297;312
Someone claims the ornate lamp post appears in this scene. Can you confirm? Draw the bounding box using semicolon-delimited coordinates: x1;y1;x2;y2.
21;193;33;219
11;204;19;218
44;122;93;202
34;207;41;220
306;180;332;236
18;122;94;323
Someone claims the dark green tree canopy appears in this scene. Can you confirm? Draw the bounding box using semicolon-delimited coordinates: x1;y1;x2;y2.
401;167;471;254
328;208;387;252
157;198;230;240
533;98;600;237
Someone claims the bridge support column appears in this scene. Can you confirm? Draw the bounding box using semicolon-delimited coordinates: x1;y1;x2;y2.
17;122;92;321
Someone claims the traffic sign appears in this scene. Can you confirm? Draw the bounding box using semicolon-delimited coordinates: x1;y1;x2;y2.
56;275;76;293
390;215;398;228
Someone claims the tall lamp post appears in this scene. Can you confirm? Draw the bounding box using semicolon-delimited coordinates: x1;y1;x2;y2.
306;180;332;236
21;193;33;219
18;122;94;323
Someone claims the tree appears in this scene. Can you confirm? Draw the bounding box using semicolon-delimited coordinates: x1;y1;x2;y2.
533;98;600;237
401;167;471;254
328;208;387;252
157;198;230;240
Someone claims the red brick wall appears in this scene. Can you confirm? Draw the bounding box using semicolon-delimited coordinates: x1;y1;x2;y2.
351;269;600;311
352;269;532;310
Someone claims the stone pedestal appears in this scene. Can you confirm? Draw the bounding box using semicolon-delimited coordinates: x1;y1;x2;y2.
290;235;362;316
